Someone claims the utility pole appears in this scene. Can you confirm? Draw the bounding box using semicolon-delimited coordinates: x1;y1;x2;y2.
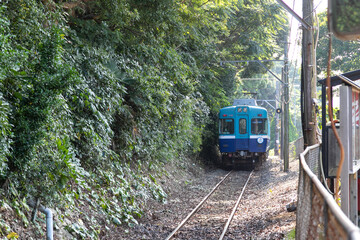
281;79;284;161
279;41;289;171
276;0;315;166
275;81;280;156
275;0;316;149
302;0;317;147
284;40;290;171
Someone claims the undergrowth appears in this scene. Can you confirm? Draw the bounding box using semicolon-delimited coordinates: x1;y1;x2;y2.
0;0;287;238
0;160;168;239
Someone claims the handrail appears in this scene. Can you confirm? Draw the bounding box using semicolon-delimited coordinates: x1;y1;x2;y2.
299;144;360;238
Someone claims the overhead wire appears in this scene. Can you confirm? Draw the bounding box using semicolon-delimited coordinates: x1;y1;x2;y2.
287;27;301;106
303;0;326;22
314;0;326;12
284;0;300;106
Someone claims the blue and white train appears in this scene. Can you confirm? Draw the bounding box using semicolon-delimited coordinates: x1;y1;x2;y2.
219;99;270;167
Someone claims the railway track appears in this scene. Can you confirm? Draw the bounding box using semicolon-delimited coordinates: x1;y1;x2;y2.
165;170;253;240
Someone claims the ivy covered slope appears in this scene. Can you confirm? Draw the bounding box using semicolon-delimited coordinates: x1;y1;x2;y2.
0;0;287;238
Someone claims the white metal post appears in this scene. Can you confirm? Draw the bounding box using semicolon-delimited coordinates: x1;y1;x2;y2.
340;85;358;225
340;85;351;217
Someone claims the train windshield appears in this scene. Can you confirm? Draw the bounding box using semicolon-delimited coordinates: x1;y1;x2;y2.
251;118;268;135
239;118;247;134
220;119;234;134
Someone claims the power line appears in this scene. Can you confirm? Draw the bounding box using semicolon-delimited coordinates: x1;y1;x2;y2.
240;78;300;81
221;59;285;84
220;60;284;65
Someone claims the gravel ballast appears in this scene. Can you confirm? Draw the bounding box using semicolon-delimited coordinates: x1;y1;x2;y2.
109;155;298;240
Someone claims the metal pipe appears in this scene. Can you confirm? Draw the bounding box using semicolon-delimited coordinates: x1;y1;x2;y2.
42;207;53;240
28;199;54;240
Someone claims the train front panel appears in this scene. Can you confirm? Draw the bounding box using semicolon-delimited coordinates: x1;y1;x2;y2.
219;105;269;167
248;107;269;153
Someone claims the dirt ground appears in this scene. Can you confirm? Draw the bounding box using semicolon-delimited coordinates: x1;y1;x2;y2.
0;153;298;239
109;154;299;240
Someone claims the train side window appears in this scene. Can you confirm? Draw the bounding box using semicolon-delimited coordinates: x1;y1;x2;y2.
239;118;247;134
220;119;234;134
251;118;268;135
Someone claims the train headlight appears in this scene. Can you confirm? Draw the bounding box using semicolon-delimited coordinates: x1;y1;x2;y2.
243;108;247;113
237;107;242;113
257;137;264;144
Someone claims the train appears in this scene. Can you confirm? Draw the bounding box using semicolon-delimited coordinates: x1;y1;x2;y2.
218;99;270;168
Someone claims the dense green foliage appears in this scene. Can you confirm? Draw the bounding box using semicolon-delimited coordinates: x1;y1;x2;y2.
0;0;287;237
317;11;360;75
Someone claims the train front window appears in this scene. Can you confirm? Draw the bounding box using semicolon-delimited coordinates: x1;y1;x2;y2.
251;118;267;135
220;119;234;134
239;118;247;134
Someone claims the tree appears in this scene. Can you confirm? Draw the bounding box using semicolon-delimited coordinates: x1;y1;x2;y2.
0;0;290;237
317;11;360;75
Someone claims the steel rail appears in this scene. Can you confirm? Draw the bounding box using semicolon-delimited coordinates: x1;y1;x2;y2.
165;170;233;240
219;170;253;240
